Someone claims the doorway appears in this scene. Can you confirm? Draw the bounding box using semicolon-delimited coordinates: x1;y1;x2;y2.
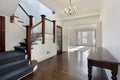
0;16;5;52
57;26;62;54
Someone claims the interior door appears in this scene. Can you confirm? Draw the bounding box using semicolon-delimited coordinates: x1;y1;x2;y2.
57;26;62;54
0;16;5;52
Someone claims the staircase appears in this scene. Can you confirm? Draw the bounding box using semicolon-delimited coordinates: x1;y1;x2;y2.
14;32;41;53
0;51;37;80
0;33;40;80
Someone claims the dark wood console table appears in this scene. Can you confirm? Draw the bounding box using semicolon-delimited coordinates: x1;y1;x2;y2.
87;47;119;80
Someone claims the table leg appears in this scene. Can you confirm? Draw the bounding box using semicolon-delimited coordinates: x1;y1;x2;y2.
88;64;92;80
111;65;118;80
111;72;117;80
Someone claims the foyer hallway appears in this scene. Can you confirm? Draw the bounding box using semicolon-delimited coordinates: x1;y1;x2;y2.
22;50;107;80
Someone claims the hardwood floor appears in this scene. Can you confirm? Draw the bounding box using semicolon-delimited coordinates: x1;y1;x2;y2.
22;50;108;80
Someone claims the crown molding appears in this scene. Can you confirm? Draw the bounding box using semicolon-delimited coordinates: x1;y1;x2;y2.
62;12;100;21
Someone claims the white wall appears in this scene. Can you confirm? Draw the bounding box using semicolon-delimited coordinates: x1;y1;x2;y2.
0;0;20;16
101;0;120;79
54;12;63;26
62;26;68;51
6;17;26;51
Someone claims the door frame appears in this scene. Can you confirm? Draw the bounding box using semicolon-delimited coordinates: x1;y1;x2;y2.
57;26;62;54
0;16;5;52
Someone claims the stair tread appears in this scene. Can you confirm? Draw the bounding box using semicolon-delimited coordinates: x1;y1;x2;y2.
18;20;24;23
20;42;38;45
20;42;25;43
0;59;28;69
15;46;26;49
24;39;36;42
14;16;19;18
0;65;33;80
0;50;24;60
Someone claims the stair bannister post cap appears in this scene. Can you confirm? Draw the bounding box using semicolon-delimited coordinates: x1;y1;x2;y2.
29;15;33;17
53;20;56;22
24;25;30;28
41;15;46;17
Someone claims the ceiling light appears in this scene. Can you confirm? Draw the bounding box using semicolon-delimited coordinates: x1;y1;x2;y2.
64;0;76;16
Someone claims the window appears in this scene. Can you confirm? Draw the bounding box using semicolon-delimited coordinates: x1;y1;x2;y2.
78;30;96;46
82;31;90;44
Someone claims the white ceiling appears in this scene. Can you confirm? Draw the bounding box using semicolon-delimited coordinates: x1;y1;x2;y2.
39;0;100;17
0;0;100;18
0;0;20;16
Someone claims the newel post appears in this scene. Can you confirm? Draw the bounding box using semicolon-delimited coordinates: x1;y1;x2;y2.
26;15;33;60
41;15;46;44
53;20;56;43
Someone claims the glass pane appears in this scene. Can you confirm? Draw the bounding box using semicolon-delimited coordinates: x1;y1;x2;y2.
82;31;89;44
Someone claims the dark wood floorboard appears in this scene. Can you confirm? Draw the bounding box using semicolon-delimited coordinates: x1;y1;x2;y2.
22;50;108;80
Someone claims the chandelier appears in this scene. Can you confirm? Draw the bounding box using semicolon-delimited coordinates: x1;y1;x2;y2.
64;0;76;16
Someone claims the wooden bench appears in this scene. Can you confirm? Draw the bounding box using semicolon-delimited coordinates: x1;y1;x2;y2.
87;47;119;80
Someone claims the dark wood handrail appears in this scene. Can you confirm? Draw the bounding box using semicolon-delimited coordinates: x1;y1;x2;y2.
19;4;29;17
45;18;53;22
32;21;42;29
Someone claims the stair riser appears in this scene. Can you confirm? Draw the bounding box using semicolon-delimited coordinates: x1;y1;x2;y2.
24;39;36;43
20;43;37;47
20;43;26;47
11;67;33;80
0;55;25;66
4;67;33;80
15;47;26;53
0;61;29;76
